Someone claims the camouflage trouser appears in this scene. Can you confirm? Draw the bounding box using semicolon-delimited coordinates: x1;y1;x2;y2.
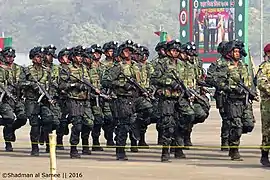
260;99;270;151
25;100;54;145
112;96;135;148
101;101;115;142
82;101;94;145
134;96;153;139
56;99;70;137
219;107;230;141
224;99;254;146
39;101;61;145
90;96;104;141
174;98;195;147
66;99;93;146
158;98;177;147
12;101;27;131
0;102;15;142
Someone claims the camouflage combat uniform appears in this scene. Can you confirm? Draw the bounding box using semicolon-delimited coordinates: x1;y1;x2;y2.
257;51;270;166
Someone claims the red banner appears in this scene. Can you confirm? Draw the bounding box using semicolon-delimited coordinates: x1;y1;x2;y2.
0;38;4;50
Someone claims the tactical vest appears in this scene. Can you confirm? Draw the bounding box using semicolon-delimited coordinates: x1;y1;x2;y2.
67;64;88;100
89;62;102;89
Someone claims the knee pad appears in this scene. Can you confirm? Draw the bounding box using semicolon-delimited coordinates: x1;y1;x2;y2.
74;123;82;132
229;128;242;142
242;124;254;134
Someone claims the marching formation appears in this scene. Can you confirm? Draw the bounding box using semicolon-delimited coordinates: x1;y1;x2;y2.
0;39;269;166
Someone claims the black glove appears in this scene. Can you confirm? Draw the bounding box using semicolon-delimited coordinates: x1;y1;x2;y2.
171;81;181;90
124;83;135;91
79;84;88;91
233;86;244;95
30;82;39;90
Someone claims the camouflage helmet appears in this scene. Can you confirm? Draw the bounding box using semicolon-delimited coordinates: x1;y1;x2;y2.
29;46;45;59
68;45;86;59
185;42;197;56
83;47;95;59
91;44;103;54
140;46;150;57
103;41;118;52
119;39;135;53
155;41;167;52
3;47;16;58
133;43;141;54
166;39;181;51
58;47;72;60
43;44;57;58
217;41;228;55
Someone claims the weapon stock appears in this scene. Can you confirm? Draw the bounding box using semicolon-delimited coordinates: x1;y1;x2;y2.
120;72;156;100
62;68;111;100
238;80;259;102
23;67;55;105
171;70;209;107
0;84;17;103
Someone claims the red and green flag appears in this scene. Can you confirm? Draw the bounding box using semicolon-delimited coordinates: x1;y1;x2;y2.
0;37;12;49
154;31;172;42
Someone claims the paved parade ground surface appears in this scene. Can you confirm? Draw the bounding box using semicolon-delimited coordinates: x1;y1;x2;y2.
0;102;269;180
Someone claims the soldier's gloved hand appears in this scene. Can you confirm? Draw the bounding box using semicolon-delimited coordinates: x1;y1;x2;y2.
29;82;39;90
219;85;231;93
124;83;135;91
233;86;244;94
70;83;81;88
171;81;181;90
79;84;88;91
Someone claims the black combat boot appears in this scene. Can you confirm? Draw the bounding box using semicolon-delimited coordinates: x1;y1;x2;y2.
260;150;270;167
116;147;128;160
130;139;138;152
229;148;243;161
92;138;104;151
174;148;186;159
161;148;171;162
31;144;39;156
82;139;91;155
5;142;13;152
56;136;64;150
70;146;81;159
221;138;229;151
184;132;193;150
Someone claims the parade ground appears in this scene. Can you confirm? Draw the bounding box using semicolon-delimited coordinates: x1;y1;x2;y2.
0;102;269;180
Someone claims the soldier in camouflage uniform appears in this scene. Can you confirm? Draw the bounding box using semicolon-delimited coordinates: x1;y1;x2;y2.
55;47;72;150
213;41;255;161
256;43;270;167
0;47;27;152
183;42;210;149
136;45;155;148
151;41;167;145
88;44;106;151
38;45;61;151
206;41;231;151
151;40;194;162
101;40;141;160
19;47;57;156
101;41;119;146
59;46;93;158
